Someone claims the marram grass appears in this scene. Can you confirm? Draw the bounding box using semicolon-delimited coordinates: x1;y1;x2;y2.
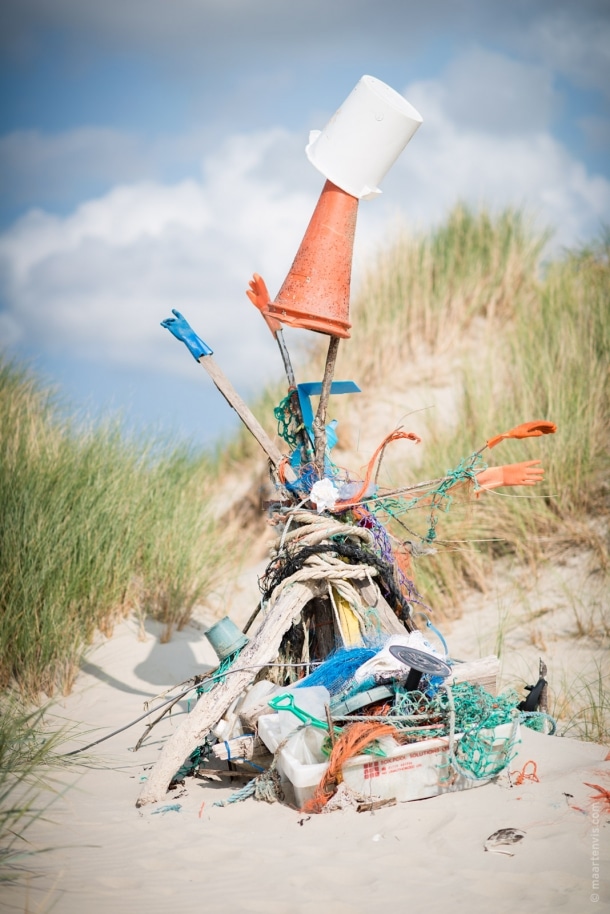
340;203;546;384
0;361;231;697
0;698;66;883
298;206;609;612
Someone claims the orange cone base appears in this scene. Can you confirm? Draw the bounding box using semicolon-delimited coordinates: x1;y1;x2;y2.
262;180;358;338
265;303;352;338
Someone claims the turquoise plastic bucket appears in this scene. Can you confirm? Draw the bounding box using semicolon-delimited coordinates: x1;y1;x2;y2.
205;616;249;661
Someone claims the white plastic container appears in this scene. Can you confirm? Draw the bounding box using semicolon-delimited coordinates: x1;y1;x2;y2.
258;715;519;807
306;75;423;199
257;713;330;807
256;711;282;755
341;735;450;801
274;685;331;739
256;685;333;806
342;722;519;801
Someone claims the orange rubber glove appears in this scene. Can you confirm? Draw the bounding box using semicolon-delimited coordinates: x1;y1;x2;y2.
487;420;557;450
246;273;282;336
475;460;545;496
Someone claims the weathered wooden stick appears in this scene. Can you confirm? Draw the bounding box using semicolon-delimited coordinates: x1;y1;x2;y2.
275;330;296;390
274;330;311;459
325;704;336;749
357;797;397;813
313;336;340;478
133;691;184;752
198;354;296;483
448;655;500;696
196;769;253;780
136;580;321;806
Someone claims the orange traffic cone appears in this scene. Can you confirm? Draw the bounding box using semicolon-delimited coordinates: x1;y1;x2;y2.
261;180;358;338
256;76;423;339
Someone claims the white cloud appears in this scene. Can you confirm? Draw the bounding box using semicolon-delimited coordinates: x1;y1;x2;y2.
519;10;610;98
0;130;318;390
429;48;557;135
1;65;608;399
1;180;211;281
368;64;610;251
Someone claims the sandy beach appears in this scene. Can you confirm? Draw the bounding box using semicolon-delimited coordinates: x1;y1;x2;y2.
3;9;610;910
3;547;609;914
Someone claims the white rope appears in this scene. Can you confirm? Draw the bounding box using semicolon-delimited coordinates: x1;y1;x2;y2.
268;552;379;606
273;507;374;552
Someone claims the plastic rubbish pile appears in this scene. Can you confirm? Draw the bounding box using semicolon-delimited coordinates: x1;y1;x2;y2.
197;632;530;813
136;75;557;812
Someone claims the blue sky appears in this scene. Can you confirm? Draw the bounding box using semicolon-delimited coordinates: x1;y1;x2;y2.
1;1;609;450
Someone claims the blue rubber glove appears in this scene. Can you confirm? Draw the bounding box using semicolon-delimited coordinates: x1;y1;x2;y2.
160;309;213;360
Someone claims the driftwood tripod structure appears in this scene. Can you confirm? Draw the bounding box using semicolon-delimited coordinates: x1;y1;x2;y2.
142;80;428;807
145;76;557;807
137;513;413;807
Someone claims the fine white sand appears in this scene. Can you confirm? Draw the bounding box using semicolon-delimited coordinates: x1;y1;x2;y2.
4;552;609;914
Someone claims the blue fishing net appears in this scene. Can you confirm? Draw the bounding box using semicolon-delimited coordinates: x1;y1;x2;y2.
295;646;379;696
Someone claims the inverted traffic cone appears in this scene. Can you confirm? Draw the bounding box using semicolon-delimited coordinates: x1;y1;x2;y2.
262;179;358;338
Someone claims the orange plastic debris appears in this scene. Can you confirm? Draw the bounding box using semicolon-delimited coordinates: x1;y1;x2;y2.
475;460;545;496
487;420;557;450
335;430;421;509
511;760;539;785
246;273;282;336
277;455;291;485
584;781;610;813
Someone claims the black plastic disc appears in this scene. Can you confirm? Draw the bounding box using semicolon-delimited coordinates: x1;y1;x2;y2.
388;644;451;678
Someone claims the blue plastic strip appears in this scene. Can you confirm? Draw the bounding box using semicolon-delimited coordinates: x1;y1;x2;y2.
297;381;361;445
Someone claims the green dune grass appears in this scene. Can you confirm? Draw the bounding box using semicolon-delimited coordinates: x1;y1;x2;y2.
328;207;609;609
2;207;607;694
1;208;607;703
0;362;230;697
0;699;68;883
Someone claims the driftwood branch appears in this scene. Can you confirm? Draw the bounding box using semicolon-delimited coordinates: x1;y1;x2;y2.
133;691;184;752
198;354;296;483
313;336;340;478
136;580;322;806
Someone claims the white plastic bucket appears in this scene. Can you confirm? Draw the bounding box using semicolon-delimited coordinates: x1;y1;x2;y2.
306;75;423;199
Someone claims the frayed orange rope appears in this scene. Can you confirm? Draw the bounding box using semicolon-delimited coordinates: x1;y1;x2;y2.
301;721;398;813
334;430;421;509
511;760;539;785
